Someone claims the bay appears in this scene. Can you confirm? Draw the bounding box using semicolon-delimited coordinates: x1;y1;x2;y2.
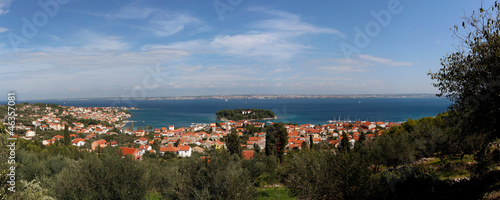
23;98;451;129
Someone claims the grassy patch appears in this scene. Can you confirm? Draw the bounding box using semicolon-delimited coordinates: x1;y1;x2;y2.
423;155;475;180
255;186;297;200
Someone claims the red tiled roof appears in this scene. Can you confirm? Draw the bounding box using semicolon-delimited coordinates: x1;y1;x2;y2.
93;139;107;145
178;145;190;151
119;147;139;156
248;137;263;141
159;146;178;152
242;150;255;160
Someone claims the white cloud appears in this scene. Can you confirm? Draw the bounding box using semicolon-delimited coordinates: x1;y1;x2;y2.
314;58;370;74
314;55;413;74
0;0;13;15
143;33;306;61
82;36;130;51
0;27;8;33
141;40;209;52
210;33;306;60
107;7;155;19
357;54;413;66
148;13;200;37
178;65;202;73
0;46;190;80
248;7;343;37
90;4;201;37
141;8;341;61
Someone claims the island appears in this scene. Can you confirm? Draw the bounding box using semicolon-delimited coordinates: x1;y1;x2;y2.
215;109;276;121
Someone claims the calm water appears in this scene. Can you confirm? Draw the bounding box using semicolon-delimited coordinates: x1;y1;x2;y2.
21;98;451;129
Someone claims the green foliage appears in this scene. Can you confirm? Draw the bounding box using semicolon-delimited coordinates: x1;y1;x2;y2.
226;132;242;156
369;132;415;169
7;180;55;200
309;134;313;149
284;151;389;199
429;1;500;174
52;149;147;200
0;124;13;198
340;132;350;153
411;119;448;159
63;125;70;146
216;109;275;121
61;115;112;127
167;152;255;200
255;186;296;200
242;155;279;187
245;124;265;135
265;123;288;163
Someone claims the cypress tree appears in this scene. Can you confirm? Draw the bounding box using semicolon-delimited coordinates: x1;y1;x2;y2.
64;125;70;146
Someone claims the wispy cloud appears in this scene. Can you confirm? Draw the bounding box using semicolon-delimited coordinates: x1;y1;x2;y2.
357;54;413;66
0;27;8;33
315;58;370;74
210;33;306;60
90;4;201;37
314;55;413;74
148;13;200;37
0;45;189;79
142;8;340;61
95;6;156;19
0;0;13;15
248;7;344;37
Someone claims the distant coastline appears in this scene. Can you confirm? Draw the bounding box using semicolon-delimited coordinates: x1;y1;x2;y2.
41;94;439;101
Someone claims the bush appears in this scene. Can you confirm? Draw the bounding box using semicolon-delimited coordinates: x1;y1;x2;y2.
284;150;389;199
166;152;255;200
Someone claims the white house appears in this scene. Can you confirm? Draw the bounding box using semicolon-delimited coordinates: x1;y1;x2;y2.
32;121;41;127
71;138;86;147
138;145;153;155
177;145;192;157
134;137;148;145
25;130;36;137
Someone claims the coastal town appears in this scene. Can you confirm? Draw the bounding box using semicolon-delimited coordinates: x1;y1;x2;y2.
4;103;401;161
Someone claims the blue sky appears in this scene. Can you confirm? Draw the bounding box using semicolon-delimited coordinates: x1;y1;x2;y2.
0;0;494;100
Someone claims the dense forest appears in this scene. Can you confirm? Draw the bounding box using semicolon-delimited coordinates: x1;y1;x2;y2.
215;109;275;121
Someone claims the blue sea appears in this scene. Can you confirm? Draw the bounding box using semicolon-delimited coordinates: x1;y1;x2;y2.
19;98;451;129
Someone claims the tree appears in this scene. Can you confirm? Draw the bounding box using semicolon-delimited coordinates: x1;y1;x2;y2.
53;151;147;199
428;2;500;173
309;134;314;149
63;125;70;146
340;132;350;153
226;131;242;156
265;123;288;163
354;132;366;152
285;151;389;199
